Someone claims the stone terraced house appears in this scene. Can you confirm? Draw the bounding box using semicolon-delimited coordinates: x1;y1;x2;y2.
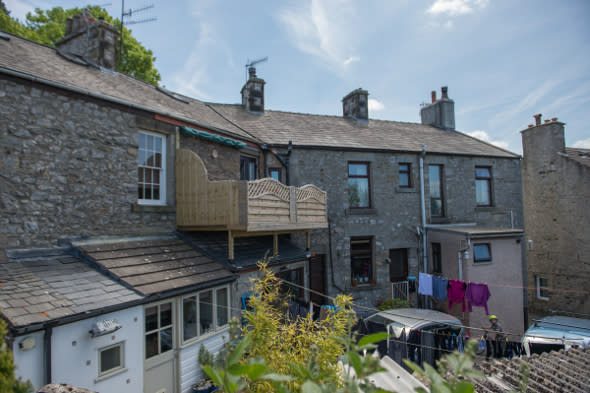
0;14;327;393
2;10;530;393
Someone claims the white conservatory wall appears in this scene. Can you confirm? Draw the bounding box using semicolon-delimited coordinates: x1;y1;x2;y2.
51;306;144;393
12;330;45;389
180;328;228;393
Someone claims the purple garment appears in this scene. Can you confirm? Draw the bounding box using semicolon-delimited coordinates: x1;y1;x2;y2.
448;279;466;312
465;283;491;314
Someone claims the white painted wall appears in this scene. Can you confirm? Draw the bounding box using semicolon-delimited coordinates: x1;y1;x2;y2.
179;328;228;393
12;330;45;389
51;306;144;393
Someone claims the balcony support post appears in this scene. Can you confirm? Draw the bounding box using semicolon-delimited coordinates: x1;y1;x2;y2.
306;231;311;251
273;233;279;257
228;230;234;261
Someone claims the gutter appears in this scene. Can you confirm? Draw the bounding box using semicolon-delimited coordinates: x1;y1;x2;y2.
0;67;260;145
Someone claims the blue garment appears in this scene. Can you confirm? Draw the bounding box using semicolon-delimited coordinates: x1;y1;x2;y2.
418;272;433;296
432;276;448;300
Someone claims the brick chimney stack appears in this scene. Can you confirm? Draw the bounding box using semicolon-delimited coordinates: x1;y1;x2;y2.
55;10;118;71
420;86;455;131
342;88;369;121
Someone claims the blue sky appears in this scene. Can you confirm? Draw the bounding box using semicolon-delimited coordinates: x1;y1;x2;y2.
6;0;590;153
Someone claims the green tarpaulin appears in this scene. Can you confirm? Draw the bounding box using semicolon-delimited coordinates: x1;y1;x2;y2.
179;126;247;149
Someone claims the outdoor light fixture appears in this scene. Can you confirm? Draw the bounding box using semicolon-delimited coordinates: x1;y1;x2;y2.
89;319;121;338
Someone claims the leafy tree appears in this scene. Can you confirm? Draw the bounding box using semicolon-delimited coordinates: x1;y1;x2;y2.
0;4;161;85
0;319;34;393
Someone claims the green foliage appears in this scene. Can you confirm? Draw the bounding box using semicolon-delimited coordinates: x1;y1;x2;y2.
376;298;409;311
404;339;482;393
0;4;160;85
0;319;34;393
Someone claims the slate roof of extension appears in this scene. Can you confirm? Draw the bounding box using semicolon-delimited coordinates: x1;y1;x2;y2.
0;249;141;329
474;347;590;393
0;31;519;158
77;237;236;296
564;147;590;168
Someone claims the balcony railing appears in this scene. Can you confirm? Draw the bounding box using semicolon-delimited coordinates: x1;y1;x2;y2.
176;149;328;233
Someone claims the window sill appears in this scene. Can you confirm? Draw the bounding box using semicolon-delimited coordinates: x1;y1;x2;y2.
473;261;492;266
475;206;496;212
95;367;128;383
345;208;377;216
429;217;450;224
132;203;175;214
396;187;417;193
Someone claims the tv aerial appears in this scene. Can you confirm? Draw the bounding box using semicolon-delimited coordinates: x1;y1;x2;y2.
245;56;268;80
118;1;157;69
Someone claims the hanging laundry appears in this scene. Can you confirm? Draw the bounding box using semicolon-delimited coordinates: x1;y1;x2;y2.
418;272;433;296
465;282;491;314
447;279;466;312
432;276;448;300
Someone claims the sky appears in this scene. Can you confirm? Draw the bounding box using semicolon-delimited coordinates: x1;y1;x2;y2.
5;0;590;154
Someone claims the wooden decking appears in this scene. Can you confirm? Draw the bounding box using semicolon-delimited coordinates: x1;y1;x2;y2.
176;149;328;234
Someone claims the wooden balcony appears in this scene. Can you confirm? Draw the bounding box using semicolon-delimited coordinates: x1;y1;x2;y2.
176;149;328;235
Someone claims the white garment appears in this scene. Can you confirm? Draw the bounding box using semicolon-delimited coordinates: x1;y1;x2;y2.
418;272;433;296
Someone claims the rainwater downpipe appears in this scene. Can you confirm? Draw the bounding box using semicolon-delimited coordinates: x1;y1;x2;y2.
44;324;53;384
419;145;427;273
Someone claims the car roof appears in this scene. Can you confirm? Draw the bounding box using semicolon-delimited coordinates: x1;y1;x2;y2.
366;308;462;330
524;315;590;340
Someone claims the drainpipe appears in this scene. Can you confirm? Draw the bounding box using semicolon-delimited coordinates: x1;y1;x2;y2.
521;234;528;330
419;145;427;273
457;252;463;281
44;324;53;384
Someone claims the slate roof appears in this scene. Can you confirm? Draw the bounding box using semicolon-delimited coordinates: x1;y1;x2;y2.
182;232;308;271
473;347;590;393
77;237;236;295
564;147;590;167
0;31;519;158
207;104;519;158
0;249;141;329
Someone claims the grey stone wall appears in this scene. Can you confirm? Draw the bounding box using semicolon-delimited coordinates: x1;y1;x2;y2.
180;134;240;181
521;122;590;320
0;79;176;250
285;148;523;308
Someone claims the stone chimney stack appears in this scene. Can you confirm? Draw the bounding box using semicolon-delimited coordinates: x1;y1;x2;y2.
55;11;118;71
241;67;265;113
342;88;369;121
521;115;565;164
420;86;455;131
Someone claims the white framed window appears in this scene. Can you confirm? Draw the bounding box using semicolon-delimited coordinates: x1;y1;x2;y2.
98;342;124;377
181;285;231;344
138;131;166;205
145;301;173;359
536;276;550;300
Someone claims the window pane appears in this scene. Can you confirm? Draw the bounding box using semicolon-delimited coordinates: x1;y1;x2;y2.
139;132;146;148
474;244;491;261
183;297;197;341
160;303;172;327
475;167;490;178
100;346;121;373
199;291;213;334
348;178;369;207
217;288;229;327
160;327;172;353
430;199;442;217
270;169;280;181
348;164;367;176
145;306;158;332
145;332;158;358
147;134;154;151
429;166;441;198
476;180;490;205
399;173;409;187
351;237;372;284
154;136;162;153
155;152;162;168
153;186;160;200
145;185;152;200
138;149;146;166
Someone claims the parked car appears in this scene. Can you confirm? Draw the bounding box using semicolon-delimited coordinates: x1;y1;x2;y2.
521;315;590;356
360;308;464;367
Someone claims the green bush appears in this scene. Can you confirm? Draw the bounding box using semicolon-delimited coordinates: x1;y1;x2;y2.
376;298;409;311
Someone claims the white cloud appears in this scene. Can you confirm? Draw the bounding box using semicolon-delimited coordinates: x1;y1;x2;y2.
427;0;489;16
5;0;50;21
278;0;360;69
467;130;509;150
572;138;590;149
368;99;384;112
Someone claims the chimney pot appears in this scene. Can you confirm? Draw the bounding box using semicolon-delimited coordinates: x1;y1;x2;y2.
248;67;256;79
441;86;449;99
528;124;534;128
544;119;551;124
431;91;436;103
551;117;558;122
533;113;542;126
